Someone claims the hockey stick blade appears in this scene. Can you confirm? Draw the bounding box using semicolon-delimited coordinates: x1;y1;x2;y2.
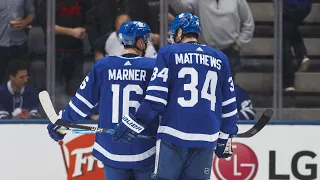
39;91;59;124
39;90;155;140
236;108;273;138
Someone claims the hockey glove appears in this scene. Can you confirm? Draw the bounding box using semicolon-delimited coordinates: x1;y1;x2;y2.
112;114;146;144
47;121;67;142
215;132;233;158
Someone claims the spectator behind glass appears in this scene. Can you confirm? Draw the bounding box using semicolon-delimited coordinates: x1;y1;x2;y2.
282;0;312;92
170;0;254;76
0;0;35;83
39;0;93;95
104;14;157;58
232;73;255;120
0;60;41;119
146;0;176;49
86;0;126;60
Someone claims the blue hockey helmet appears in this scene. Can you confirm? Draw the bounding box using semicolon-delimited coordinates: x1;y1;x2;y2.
118;21;151;46
168;12;201;44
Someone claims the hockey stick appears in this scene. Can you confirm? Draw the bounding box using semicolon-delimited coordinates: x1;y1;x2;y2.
63;109;273;138
39;91;155;140
235;108;273;138
40;91;272;139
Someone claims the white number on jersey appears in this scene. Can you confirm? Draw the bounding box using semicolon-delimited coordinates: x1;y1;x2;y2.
151;67;169;82
178;68;218;111
111;84;143;123
228;77;235;92
80;76;89;90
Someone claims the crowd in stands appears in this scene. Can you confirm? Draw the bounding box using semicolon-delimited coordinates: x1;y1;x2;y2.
0;0;315;120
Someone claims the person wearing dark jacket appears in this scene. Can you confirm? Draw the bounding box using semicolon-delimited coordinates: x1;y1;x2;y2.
283;0;312;92
0;60;41;119
39;0;93;95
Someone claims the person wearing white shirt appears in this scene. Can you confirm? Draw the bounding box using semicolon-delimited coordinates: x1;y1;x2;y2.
105;14;157;58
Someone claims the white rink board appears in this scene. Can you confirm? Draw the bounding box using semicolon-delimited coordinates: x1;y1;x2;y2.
0;123;319;180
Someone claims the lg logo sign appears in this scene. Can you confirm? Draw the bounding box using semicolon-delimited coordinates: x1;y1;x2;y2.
213;142;258;180
213;142;318;180
269;151;317;179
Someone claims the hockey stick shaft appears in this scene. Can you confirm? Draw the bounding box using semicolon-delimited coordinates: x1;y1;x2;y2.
55;119;155;140
39;90;154;140
40;90;271;139
60;108;272;138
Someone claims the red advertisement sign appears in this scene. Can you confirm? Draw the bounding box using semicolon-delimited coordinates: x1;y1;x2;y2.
60;135;104;180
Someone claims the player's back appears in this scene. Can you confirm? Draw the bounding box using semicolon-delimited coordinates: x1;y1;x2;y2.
92;54;159;169
147;43;237;148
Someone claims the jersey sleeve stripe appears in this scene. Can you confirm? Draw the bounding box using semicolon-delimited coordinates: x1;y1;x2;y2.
0;115;8;119
222;109;238;118
157;126;219;142
29;110;39;116
29;110;38;114
0;111;9;115
75;93;94;109
145;95;167;105
222;97;236;106
147;86;169;92
218;131;229;139
69;101;87;118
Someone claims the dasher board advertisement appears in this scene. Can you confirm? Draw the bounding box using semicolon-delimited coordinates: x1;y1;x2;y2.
0;121;319;180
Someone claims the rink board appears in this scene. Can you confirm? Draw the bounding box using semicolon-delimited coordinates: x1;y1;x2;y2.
0;120;320;180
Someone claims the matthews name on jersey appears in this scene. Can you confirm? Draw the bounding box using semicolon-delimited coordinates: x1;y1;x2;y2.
58;54;159;169
135;43;238;149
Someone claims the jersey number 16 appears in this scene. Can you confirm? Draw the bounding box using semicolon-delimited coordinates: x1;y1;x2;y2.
111;84;142;123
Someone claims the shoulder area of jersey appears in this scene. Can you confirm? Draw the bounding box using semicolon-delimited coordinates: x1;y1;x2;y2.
162;42;206;48
0;83;7;92
23;83;38;93
161;43;219;53
90;56;116;70
95;55;129;64
234;84;245;92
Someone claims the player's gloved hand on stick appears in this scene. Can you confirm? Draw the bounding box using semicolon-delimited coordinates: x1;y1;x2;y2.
112;114;146;144
215;132;233;158
47;121;67;142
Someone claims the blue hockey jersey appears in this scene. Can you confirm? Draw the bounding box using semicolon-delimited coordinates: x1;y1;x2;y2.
135;43;238;149
0;81;40;119
59;54;159;169
235;85;255;120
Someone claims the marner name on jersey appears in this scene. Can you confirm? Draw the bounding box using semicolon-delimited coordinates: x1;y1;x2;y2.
109;69;147;81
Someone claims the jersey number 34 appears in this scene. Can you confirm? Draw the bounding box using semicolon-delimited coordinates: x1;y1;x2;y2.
152;67;234;111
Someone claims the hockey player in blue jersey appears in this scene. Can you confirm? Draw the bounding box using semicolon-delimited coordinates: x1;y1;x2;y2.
113;12;239;180
46;21;159;180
